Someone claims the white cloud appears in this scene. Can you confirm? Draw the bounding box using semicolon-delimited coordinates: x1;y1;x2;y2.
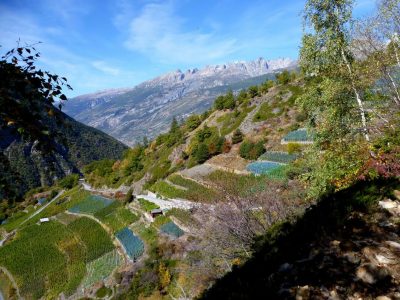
92;60;121;76
123;2;238;65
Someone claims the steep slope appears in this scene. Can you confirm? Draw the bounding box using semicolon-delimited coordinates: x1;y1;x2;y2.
0;109;128;200
65;57;297;145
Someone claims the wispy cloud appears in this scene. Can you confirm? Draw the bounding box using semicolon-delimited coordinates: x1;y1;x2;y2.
123;2;238;65
92;60;121;76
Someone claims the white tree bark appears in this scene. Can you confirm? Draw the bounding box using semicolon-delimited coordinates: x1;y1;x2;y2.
341;49;370;142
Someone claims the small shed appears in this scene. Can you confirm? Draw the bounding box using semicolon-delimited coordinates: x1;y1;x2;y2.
150;209;163;218
40;218;50;223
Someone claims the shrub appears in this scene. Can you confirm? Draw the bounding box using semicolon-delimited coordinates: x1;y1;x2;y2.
186;115;201;131
232;129;244;144
195;143;210;163
58;174;79;189
239;141;265;160
287;142;302;154
248;86;259;98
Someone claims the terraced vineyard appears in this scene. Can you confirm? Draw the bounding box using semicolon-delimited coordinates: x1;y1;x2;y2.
68;217;115;262
94;202;139;232
69;194;114;215
82;250;123;288
116;227;144;261
0;217;116;299
282;128;313;143
246;161;283;175
151;175;218;202
160;222;184;238
259;151;297;164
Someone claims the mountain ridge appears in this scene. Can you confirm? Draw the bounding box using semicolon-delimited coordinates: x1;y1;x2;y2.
65;57;297;145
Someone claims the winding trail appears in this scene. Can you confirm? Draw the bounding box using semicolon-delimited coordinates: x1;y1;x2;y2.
20;190;65;226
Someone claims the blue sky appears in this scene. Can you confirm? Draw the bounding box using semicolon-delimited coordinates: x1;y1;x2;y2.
0;0;377;97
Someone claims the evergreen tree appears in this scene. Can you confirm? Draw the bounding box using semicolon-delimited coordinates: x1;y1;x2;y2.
195;143;210;163
232;129;244;144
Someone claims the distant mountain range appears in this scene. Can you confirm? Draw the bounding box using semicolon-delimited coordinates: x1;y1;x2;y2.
65;57;297;145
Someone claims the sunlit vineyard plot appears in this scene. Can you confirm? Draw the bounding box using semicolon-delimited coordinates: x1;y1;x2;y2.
282;128;313;143
160;221;184;238
116;227;144;261
0;216;118;299
94;202;139;232
67;217;114;262
0;221;85;299
246;161;282;175
82;250;123;288
69;194;114;215
258;151;297;164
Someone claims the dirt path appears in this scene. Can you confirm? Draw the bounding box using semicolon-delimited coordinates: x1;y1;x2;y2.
20;190;65;226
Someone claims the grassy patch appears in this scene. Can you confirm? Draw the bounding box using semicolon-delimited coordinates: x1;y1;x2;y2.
0;221;85;299
151;175;219;202
95;202;139;232
67;217;114;262
220;106;254;136
82;250;122;288
138;198;160;212
165;208;194;226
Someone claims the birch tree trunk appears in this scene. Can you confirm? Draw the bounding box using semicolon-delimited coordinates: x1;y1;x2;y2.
341;49;370;142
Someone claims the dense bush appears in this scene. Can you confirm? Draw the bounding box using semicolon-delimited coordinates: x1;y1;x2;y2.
232;129;244;144
185;115;201;130
58;174;79;189
214;90;236;110
287;142;302;154
239;141;265;160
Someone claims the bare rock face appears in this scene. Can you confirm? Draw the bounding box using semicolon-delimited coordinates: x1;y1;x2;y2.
65;57;297;145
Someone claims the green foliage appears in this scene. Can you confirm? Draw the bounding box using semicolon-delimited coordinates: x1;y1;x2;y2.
275;70;292;85
214;90;236;110
138;198;160;212
96;286;112;298
239;140;266;160
67;217;114;262
247;86;259;98
0;216;115;299
95;202;139;232
152;175;218;202
82;250;123;287
185;115;201;130
232;129;244;144
287;142;302;154
219;106;254;136
58;174;79;189
194;143;210;163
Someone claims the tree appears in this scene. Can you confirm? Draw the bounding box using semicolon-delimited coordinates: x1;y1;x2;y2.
301;0;370;142
186;115;201;131
224;90;236;109
239;140;265;160
275;70;291;85
237;90;248;104
247;86;259;98
231;129;243;144
195;143;210;163
0;43;72;144
170;117;179;133
214;95;225;110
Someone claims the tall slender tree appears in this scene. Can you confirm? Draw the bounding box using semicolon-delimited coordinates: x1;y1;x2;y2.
301;0;370;142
